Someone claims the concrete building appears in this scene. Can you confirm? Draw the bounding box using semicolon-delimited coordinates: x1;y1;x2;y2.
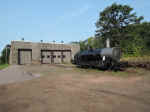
9;41;80;65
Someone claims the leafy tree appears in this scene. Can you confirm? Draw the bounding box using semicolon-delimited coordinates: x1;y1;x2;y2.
92;37;105;49
132;22;150;55
96;3;144;47
79;41;87;51
0;45;10;64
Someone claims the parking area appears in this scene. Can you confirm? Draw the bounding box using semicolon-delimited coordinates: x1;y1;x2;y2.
0;64;150;112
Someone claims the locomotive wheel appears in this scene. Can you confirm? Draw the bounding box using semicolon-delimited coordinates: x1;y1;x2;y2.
101;58;111;70
110;60;120;71
102;59;116;70
108;60;115;70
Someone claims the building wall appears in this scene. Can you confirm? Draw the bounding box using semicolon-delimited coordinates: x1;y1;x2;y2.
9;41;80;65
70;44;80;60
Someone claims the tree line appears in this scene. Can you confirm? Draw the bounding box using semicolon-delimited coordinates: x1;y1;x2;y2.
73;3;150;57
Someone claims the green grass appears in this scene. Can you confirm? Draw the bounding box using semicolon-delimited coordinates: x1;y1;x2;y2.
73;66;150;77
121;55;150;63
0;64;9;70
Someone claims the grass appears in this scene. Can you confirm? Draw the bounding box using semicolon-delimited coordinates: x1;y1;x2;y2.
0;64;9;70
121;55;150;63
73;65;150;77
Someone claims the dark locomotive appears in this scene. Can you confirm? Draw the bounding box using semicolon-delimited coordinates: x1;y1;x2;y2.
74;47;121;69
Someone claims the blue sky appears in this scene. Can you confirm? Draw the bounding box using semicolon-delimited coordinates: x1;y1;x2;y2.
0;0;150;52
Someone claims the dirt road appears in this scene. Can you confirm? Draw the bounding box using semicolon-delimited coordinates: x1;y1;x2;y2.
0;64;150;112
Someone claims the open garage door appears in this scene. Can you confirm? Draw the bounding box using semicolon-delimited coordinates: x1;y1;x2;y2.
18;49;32;65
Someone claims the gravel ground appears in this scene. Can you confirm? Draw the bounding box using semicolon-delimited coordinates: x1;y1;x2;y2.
0;65;40;85
0;64;150;112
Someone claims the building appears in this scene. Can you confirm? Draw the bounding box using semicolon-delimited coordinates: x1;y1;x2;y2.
9;41;80;65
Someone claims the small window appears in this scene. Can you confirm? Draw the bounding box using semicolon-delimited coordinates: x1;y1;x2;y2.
58;55;61;58
42;55;45;58
63;55;66;58
53;55;56;58
47;55;50;58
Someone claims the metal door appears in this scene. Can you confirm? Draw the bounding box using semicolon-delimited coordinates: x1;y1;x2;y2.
53;51;62;64
19;50;32;65
41;51;52;64
62;51;71;63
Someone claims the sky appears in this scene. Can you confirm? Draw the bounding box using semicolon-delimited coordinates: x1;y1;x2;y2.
0;0;150;52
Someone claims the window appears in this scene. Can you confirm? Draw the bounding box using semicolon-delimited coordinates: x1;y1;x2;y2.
42;55;45;58
62;55;66;58
47;55;50;58
53;55;56;58
58;55;61;58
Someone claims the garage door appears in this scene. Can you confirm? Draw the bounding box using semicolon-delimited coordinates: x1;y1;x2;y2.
19;50;32;65
42;51;62;64
41;51;52;64
41;50;71;64
62;51;71;63
53;51;62;64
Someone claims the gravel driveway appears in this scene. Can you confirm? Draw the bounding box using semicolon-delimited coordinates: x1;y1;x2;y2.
0;65;150;112
0;65;40;85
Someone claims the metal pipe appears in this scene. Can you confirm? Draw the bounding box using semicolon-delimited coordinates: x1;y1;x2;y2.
106;38;110;48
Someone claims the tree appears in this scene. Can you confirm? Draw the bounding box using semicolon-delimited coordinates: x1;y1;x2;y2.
96;3;144;47
79;41;87;51
0;45;10;64
131;22;150;55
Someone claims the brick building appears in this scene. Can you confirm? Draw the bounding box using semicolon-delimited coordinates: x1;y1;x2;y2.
9;41;80;65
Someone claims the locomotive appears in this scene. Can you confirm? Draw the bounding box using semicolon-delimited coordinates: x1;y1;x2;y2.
74;47;121;69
